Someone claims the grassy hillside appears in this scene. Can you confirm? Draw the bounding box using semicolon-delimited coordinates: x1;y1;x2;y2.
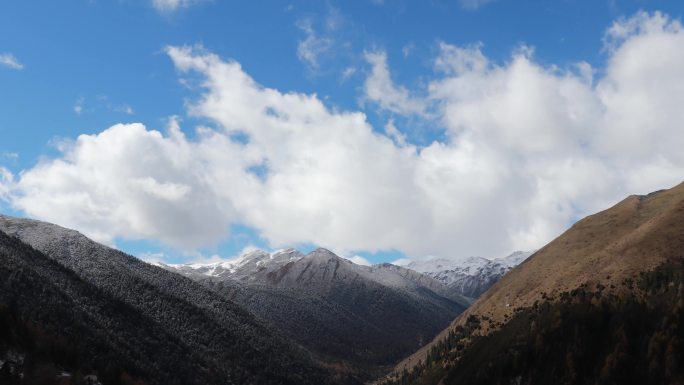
385;259;684;385
388;181;684;384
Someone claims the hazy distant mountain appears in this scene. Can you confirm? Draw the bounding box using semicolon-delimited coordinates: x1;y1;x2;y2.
163;248;470;383
403;251;533;300
387;182;684;385
0;215;330;385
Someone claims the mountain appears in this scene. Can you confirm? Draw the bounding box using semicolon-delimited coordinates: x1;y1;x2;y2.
385;181;684;385
165;248;305;282
403;251;533;300
0;215;331;385
162;248;471;383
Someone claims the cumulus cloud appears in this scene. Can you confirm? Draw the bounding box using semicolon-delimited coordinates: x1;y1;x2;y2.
2;12;684;261
3;119;237;249
0;53;23;70
364;51;426;115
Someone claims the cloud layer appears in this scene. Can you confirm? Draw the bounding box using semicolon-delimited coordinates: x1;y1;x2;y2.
2;12;684;260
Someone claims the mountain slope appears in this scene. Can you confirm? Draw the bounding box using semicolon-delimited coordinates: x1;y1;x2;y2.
389;181;684;385
0;230;196;385
0;215;330;385
165;248;470;382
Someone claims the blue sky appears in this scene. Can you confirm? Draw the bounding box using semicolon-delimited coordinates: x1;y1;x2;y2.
2;1;684;265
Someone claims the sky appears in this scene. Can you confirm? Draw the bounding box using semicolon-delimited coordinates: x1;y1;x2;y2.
1;0;684;265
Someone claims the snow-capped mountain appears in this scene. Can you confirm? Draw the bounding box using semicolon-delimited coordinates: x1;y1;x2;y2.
160;247;470;381
165;248;532;302
160;248;304;281
166;248;467;300
403;251;534;300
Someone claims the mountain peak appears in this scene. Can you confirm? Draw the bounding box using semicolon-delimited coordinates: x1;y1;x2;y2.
307;247;339;257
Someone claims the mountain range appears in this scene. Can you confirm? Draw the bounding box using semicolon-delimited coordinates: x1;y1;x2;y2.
402;251;533;300
160;248;473;382
0;215;515;384
4;181;684;385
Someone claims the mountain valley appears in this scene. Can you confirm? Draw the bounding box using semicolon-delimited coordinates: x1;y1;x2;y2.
161;248;473;382
2;182;684;385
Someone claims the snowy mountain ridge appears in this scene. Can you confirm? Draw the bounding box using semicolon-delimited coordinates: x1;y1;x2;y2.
163;248;532;301
159;246;471;380
159;248;304;280
402;251;534;299
403;251;532;276
162;247;467;299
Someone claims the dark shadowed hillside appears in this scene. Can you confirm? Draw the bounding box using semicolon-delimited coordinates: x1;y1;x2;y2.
0;217;331;385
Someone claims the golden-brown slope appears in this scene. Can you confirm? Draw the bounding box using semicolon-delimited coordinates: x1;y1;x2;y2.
396;180;684;372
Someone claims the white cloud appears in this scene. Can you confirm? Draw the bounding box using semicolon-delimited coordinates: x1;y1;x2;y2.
603;10;680;51
2;152;18;161
115;104;135;115
2;119;238;249
3;12;684;262
0;167;13;200
384;119;407;147
325;6;343;32
296;19;333;71
364;51;426;115
73;96;134;116
138;251;166;263
341;66;357;82
347;255;372;266
402;43;415;58
459;0;495;10
434;42;488;74
0;53;24;70
74;98;84;115
151;0;201;13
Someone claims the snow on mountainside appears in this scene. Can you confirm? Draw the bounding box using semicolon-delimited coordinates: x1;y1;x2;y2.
159;248;304;281
403;251;534;300
493;250;533;267
163;247;469;304
161;247;471;382
0;214;331;385
165;248;532;301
